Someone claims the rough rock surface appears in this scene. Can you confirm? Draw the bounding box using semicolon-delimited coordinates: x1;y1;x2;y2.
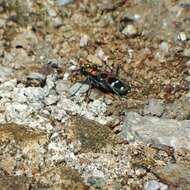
121;112;190;151
0;0;190;189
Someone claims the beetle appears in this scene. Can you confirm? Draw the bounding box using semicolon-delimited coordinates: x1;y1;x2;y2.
71;63;130;98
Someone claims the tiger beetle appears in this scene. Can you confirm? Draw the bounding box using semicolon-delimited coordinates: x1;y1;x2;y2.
71;63;130;98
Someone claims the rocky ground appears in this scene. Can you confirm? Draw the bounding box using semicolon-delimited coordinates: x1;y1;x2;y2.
0;0;190;189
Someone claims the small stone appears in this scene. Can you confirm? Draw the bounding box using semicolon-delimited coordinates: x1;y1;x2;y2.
0;18;6;28
56;0;74;6
0;79;17;98
144;180;168;190
186;60;190;67
135;168;147;177
87;177;105;188
122;24;138;37
183;48;190;57
47;8;57;17
121;112;190;151
69;82;90;97
159;41;169;54
80;35;89;47
10;49;33;69
177;32;187;42
12;31;38;49
87;54;102;65
45;95;60;105
88;99;107;115
143;99;165;117
96;48;109;62
27;72;46;81
92;169;105;178
56;80;71;94
26;72;46;86
186;76;190;82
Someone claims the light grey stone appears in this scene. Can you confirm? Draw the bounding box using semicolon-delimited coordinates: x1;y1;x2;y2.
5;102;32;122
69;82;90;97
27;72;46;82
177;32;187;42
121;112;190;151
0;65;13;82
56;0;74;6
183;48;190;57
0;18;6;28
143;99;165;117
122;24;137;37
144;180;168;190
55;80;71;94
80;35;89;47
0;79;17;98
159;41;169;54
45;95;60;105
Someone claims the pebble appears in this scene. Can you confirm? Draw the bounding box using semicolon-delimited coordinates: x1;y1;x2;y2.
135;168;147;177
12;31;38;49
183;48;190;57
159;41;169;54
45;95;60;105
26;72;46;86
144;180;168;190
57;0;74;6
121;112;190;151
88;99;107;115
96;48;109;62
0;65;14;82
0;18;6;28
122;24;138;37
27;72;46;82
55;80;71;94
186;60;190;67
80;35;89;47
87;54;102;65
69;82;90;97
177;32;187;42
186;76;190;82
143;99;165;117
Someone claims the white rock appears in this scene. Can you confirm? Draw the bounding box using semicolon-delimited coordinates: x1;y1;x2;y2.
121;112;190;151
159;41;169;54
12;31;38;49
92;169;105;178
0;79;17;98
50;106;67;121
57;0;74;6
144;180;168;190
13;87;44;103
45;95;59;105
69;82;90;97
0;18;6;28
183;48;190;57
177;32;187;41
80;35;89;47
135;168;147;177
5;103;31;122
143;99;165;117
0;65;13;82
122;24;137;37
88;99;107;115
96;48;109;62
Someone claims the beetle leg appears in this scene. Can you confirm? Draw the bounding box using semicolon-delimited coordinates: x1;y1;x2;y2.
84;85;93;103
115;65;120;77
